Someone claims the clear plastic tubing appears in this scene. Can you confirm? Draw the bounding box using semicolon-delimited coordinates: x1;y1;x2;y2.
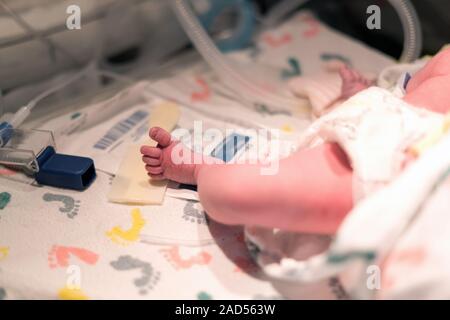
7;64;95;130
170;0;302;113
389;0;422;63
171;0;422;111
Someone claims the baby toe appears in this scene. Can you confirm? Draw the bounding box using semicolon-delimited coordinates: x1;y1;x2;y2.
150;127;172;147
142;156;161;166
146;165;164;175
148;173;165;180
141;146;162;158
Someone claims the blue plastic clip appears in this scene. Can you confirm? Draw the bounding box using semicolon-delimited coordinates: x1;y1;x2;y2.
403;72;412;89
35;146;96;191
0;121;13;147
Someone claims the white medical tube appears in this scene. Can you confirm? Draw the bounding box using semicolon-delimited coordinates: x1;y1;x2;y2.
8;106;30;127
7;64;95;130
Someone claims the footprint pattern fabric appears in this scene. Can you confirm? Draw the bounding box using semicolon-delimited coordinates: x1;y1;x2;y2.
110;255;161;295
43;193;80;219
182;201;208;225
0;10;396;300
48;245;99;269
106;208;146;246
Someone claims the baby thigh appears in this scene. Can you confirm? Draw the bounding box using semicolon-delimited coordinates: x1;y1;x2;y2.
404;74;450;114
407;48;450;93
196;143;354;234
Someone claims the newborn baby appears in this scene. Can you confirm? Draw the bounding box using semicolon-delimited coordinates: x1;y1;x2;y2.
141;48;450;235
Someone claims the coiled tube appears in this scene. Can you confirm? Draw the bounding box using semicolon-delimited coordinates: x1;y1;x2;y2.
171;0;422;112
389;0;422;63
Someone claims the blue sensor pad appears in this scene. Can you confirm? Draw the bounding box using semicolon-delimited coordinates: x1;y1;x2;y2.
210;133;251;162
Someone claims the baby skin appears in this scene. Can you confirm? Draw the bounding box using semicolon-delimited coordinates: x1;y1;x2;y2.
141;48;450;235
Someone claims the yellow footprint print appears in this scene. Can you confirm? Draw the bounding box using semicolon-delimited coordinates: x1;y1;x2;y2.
106;208;146;246
281;124;294;133
0;247;9;260
58;286;89;300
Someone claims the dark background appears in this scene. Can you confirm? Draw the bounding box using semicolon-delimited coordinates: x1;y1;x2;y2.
260;0;450;58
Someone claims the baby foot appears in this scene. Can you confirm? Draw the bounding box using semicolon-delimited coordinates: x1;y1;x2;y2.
140;127;200;185
339;65;373;100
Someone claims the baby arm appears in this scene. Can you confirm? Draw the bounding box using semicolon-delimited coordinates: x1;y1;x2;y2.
141;128;353;234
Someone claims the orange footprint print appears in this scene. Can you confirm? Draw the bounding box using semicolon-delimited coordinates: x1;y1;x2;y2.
191;77;211;102
48;245;99;269
300;15;321;38
262;33;292;48
160;246;212;270
0;167;16;176
380;247;427;292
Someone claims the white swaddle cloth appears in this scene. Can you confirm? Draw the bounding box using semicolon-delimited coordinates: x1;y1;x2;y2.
245;86;445;299
296;86;443;202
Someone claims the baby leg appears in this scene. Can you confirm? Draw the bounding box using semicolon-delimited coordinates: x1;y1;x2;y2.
406;47;450;93
196;142;354;234
141;128;354;234
289;65;372;116
404;74;450;114
339;65;374;100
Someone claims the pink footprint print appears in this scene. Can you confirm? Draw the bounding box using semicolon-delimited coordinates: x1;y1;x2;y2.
160;246;212;270
191;77;211;102
301;16;321;38
262;33;293;48
48;245;99;269
379;247;427;294
0;168;16;176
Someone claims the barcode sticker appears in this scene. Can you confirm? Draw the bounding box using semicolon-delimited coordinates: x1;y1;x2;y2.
93;110;149;150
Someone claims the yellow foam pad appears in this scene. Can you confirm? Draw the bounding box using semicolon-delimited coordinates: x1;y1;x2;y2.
107;102;181;205
409;113;450;157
